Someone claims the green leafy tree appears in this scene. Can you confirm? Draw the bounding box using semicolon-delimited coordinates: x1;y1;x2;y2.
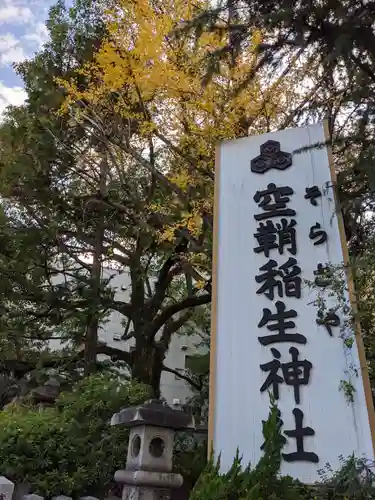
0;373;150;497
0;0;110;376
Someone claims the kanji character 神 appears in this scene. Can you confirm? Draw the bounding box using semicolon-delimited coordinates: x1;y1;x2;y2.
260;347;312;404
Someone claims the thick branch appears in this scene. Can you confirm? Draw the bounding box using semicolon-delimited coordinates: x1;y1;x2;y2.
161;310;193;348
108;300;133;318
146;256;181;315
96;344;133;365
147;292;211;339
0;342;133;379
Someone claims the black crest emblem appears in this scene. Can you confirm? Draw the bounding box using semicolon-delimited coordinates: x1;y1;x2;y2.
251;140;292;174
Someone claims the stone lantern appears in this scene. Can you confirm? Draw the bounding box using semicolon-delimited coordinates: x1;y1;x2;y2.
111;399;194;500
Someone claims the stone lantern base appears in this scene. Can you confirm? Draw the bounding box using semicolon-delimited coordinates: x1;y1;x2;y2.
115;469;183;500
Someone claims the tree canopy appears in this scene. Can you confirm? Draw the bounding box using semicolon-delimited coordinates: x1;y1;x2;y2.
0;0;307;396
1;0;375;399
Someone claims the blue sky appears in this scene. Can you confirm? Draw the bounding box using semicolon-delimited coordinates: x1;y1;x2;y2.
0;0;67;115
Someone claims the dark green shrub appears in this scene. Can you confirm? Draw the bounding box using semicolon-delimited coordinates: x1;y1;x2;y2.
189;401;375;500
315;455;375;499
189;400;306;500
174;432;207;490
0;374;150;497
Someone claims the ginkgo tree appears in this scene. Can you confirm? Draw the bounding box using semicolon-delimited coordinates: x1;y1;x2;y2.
60;0;305;238
53;0;312;391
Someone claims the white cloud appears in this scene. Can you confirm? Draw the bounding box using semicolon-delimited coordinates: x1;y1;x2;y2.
0;33;18;52
23;22;49;49
0;45;27;65
0;82;27;117
0;5;33;25
0;33;27;66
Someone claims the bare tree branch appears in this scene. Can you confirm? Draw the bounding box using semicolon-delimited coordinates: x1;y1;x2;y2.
162;364;202;391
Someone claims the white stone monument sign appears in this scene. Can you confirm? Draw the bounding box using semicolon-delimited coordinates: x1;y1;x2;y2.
209;122;375;483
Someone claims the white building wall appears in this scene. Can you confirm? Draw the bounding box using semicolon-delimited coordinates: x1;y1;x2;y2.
50;267;205;405
101;268;204;404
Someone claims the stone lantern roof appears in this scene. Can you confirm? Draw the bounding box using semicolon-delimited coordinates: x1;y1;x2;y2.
111;398;195;430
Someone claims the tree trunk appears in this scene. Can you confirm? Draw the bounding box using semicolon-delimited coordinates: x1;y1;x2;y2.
131;342;165;397
84;157;107;375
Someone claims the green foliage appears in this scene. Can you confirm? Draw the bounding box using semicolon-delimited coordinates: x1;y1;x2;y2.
189;399;375;500
174;432;208;490
189;454;307;500
0;0;112;376
0;374;150;497
352;235;375;384
316;455;375;499
189;399;302;500
0;0;212;390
